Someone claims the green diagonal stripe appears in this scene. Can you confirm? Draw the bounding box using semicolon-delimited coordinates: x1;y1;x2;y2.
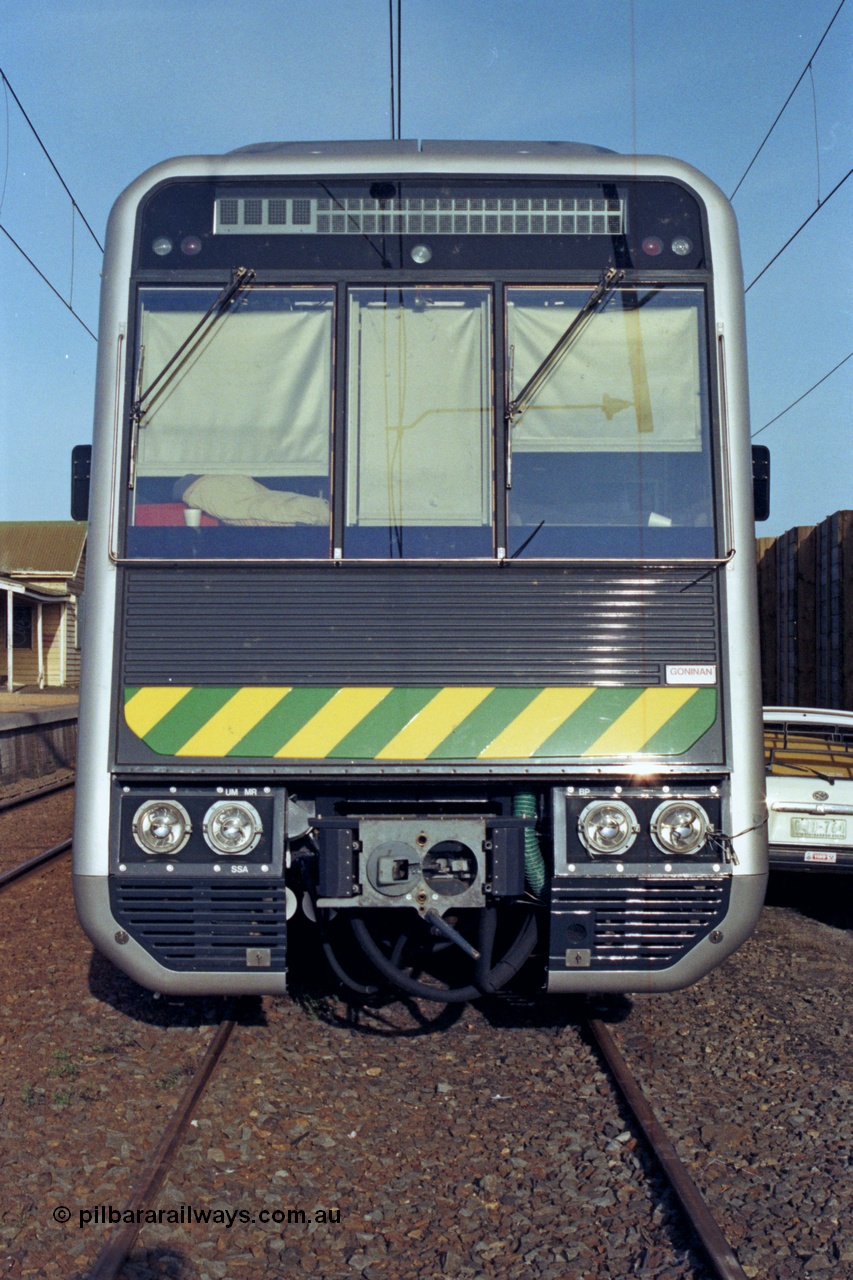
642;687;718;754
329;687;441;758
229;688;339;757
428;687;543;759
143;687;239;755
534;687;644;757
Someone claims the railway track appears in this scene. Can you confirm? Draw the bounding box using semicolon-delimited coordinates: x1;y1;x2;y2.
0;836;72;889
73;991;747;1280
586;1014;748;1280
0;780;747;1278
1;857;843;1277
0;777;75;887
0;773;75;813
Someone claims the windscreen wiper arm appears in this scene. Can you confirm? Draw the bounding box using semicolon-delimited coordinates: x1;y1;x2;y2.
506;267;624;429
130;266;256;428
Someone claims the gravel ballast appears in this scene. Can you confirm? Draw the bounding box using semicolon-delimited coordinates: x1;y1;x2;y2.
0;793;849;1280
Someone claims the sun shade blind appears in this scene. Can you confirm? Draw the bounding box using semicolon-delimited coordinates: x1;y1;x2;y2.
137;304;332;477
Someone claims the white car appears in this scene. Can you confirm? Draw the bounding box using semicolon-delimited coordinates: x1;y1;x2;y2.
764;707;853;871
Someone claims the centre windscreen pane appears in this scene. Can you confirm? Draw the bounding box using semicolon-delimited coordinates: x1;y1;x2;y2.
345;288;494;559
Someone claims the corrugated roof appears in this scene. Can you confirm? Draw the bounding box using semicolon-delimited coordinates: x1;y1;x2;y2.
0;522;87;576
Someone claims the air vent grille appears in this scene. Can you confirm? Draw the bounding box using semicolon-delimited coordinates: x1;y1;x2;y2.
110;879;287;972
550;876;729;971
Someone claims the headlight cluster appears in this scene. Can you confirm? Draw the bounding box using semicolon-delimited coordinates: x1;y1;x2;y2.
578;798;711;857
131;798;263;857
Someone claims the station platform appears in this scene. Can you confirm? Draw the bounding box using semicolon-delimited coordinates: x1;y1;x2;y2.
0;689;78;728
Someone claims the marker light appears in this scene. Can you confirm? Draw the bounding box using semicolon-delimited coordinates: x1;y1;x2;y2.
650;800;710;855
181;236;202;256
132;800;192;855
578;800;640;857
671;237;692;256
203;801;262;856
152;237;173;256
641;236;663;256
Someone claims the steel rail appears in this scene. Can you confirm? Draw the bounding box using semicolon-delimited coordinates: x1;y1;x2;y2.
0;838;72;889
86;1009;239;1280
586;1013;749;1280
0;776;75;813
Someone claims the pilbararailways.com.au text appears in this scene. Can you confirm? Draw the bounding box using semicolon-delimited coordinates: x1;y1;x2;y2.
63;1205;341;1229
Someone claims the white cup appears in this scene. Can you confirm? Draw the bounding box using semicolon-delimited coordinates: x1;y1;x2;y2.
184;508;202;527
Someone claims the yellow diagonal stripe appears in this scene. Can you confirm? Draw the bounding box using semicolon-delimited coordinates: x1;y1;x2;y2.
478;687;596;759
175;687;292;757
583;687;696;756
275;687;393;758
375;687;494;760
124;686;194;738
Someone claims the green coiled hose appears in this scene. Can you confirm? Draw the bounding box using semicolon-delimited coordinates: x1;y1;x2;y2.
513;791;546;896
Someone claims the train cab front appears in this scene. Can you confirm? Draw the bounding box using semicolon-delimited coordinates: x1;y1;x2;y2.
74;772;765;1001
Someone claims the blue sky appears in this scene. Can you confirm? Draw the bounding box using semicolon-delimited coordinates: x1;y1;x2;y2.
1;0;850;536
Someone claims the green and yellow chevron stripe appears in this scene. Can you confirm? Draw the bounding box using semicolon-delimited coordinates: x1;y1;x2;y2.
123;684;716;761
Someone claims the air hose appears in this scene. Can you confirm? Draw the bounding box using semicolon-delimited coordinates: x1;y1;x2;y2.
349;908;538;1004
513;791;546;896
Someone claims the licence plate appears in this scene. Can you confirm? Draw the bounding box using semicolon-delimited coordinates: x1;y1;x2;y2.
791;817;847;841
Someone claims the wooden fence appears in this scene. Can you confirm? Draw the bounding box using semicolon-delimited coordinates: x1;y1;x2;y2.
756;510;853;711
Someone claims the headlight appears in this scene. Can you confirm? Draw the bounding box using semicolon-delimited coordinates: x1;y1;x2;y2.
203;800;262;856
132;799;192;855
650;800;710;854
578;800;639;856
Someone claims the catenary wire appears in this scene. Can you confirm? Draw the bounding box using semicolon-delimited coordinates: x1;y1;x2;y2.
0;67;103;252
396;0;402;139
744;166;852;292
0;75;9;217
752;351;853;437
0;221;97;340
388;0;396;140
729;0;847;201
388;0;402;140
808;62;822;205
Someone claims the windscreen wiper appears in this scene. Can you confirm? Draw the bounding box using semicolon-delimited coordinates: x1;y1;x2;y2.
768;752;836;786
506;267;624;430
130;266;255;429
128;267;255;488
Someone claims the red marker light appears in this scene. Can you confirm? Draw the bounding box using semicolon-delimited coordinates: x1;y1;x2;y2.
181;236;202;256
642;236;663;256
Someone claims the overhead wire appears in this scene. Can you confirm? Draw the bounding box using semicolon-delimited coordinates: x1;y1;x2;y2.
752;352;853;438
728;4;850;446
388;0;402;140
388;0;396;140
744;165;852;292
0;74;9;216
0;221;96;340
729;0;847;202
394;0;402;140
0;66;101;340
0;67;103;251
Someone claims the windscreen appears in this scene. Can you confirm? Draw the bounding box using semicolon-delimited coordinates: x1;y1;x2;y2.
505;287;715;558
345;288;493;558
127;287;333;558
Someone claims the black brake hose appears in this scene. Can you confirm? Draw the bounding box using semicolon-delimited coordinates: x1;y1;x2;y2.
350;909;538;1004
315;909;379;996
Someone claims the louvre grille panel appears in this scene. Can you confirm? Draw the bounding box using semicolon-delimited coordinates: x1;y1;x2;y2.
550;877;729;970
110;880;287;972
122;566;718;686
